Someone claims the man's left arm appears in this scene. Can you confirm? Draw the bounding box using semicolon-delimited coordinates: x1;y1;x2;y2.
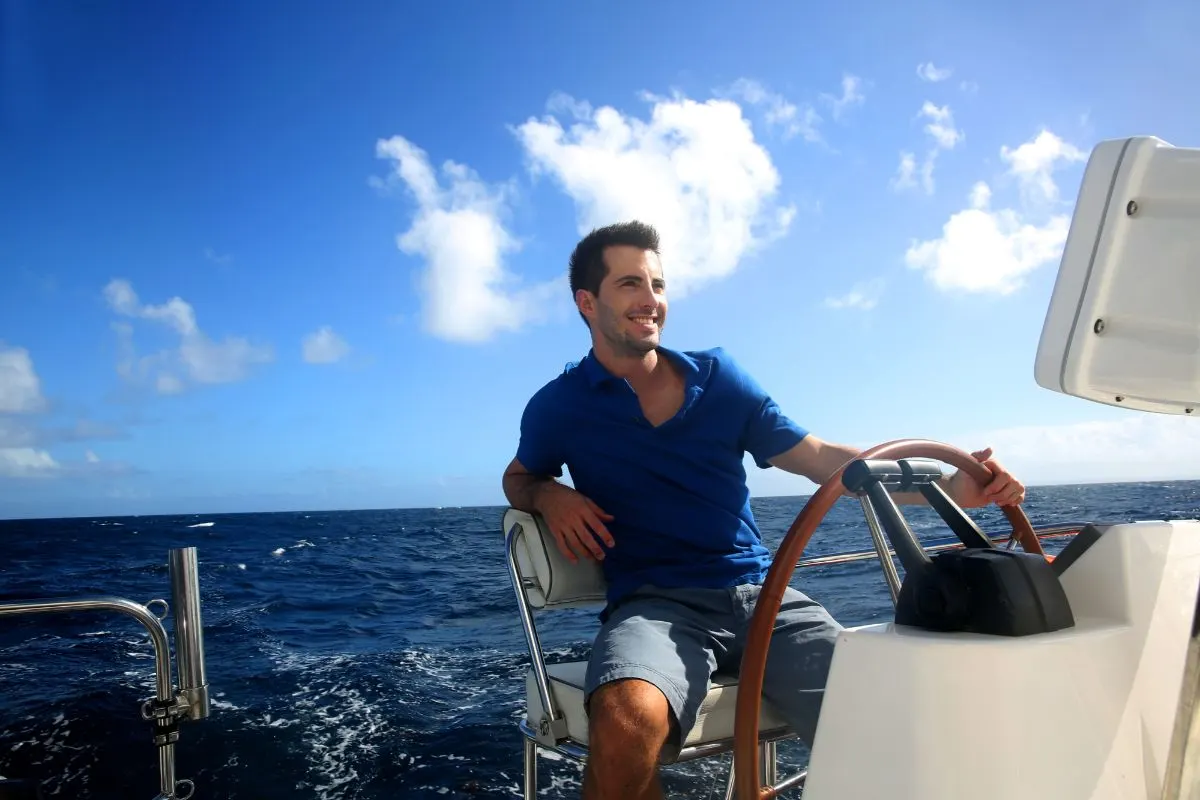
766;435;1026;508
722;349;1025;509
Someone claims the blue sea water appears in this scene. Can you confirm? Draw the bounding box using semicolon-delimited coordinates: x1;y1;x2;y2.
2;482;1199;799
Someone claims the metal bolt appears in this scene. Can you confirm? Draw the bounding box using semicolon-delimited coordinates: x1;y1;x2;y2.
1127;200;1139;216
1093;318;1105;334
1115;396;1125;402
1187;408;1194;414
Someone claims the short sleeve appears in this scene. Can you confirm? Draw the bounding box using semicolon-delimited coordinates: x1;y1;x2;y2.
719;350;809;468
745;394;809;468
515;384;567;478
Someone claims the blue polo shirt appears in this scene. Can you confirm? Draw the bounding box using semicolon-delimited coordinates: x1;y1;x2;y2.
515;346;809;608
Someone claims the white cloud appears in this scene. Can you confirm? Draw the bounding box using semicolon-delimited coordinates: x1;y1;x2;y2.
893;103;963;195
1000;129;1087;204
905;179;1069;294
378;88;797;341
725;79;822;143
891;150;936;194
302;325;350;364
85;449;100;463
104;279;273;392
819;74;865;121
917;62;954;82
513;90;793;299
963;412;1200;485
904;129;1086;295
969;181;992;209
375;136;564;343
920;102;962;150
824;278;885;311
0;447;59;478
891;152;917;191
0;344;45;414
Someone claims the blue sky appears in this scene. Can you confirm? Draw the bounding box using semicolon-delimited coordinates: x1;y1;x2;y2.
3;0;1200;519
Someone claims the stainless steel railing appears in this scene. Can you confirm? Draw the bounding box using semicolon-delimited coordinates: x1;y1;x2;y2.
0;546;209;800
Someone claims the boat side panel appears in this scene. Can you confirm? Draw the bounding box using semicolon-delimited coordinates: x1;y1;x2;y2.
800;520;1200;800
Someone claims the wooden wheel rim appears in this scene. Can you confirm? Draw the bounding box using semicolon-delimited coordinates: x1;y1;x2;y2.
732;439;1042;799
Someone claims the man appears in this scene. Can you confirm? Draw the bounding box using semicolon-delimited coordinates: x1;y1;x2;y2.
502;221;1025;800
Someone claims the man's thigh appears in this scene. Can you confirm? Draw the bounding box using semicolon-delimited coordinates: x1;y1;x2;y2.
585;586;732;756
756;586;844;747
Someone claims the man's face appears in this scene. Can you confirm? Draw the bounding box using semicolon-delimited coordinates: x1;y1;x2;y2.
580;245;667;356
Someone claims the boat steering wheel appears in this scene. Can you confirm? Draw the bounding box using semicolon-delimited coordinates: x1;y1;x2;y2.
732;439;1048;800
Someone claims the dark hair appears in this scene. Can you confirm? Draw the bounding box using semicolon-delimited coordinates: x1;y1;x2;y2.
567;221;661;326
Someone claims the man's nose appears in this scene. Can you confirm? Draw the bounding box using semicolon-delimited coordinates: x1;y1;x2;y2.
635;283;657;307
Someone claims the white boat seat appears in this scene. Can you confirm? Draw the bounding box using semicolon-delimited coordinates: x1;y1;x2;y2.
503;507;796;769
505;507;607;610
525;660;792;759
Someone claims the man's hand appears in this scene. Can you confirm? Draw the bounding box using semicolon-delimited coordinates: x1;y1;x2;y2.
946;447;1025;508
534;483;615;564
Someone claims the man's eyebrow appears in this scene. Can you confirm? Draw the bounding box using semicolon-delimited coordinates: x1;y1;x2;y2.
612;274;666;285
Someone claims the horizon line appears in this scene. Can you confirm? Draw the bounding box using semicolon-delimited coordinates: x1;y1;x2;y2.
3;476;1199;523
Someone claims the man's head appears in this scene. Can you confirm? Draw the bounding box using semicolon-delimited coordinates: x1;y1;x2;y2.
568;221;666;357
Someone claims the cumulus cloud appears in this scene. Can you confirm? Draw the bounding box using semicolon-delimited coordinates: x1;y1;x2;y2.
0;344;45;413
892;102;963;194
917;62;954;82
824;278;885;311
0;346;132;480
513;90;794;298
0;345;54;478
0;446;132;481
904;129;1085;294
104;279;273;392
724;79;822;143
378;88;799;341
374;136;563;343
302;326;350;364
891;151;934;194
1001;129;1088;205
0;447;58;479
920;102;962;150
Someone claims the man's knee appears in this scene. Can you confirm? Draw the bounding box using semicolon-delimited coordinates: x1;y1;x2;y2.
587;678;675;754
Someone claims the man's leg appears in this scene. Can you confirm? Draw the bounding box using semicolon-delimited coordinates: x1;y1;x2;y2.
741;585;844;748
583;678;675;800
582;586;731;800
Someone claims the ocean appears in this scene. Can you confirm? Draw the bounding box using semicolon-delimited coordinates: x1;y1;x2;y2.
2;481;1199;799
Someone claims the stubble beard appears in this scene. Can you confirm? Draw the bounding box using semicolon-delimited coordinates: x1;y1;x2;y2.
599;308;660;358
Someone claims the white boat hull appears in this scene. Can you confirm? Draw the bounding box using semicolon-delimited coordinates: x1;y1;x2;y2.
803;519;1200;799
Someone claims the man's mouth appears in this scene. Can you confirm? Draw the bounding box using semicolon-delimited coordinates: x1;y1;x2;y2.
629;314;657;327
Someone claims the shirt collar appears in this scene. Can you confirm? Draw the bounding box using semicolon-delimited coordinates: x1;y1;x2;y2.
580;346;700;388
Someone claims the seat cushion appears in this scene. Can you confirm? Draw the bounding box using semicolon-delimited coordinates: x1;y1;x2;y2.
504;508;606;609
526;661;791;760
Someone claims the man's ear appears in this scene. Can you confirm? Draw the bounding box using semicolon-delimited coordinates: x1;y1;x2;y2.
575;288;596;319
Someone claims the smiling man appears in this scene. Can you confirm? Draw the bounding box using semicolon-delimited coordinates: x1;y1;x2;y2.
501;220;1024;800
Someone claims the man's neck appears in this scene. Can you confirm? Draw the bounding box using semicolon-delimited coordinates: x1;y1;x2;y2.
592;342;662;386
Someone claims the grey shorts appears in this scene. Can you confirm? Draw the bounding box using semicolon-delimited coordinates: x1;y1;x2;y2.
584;582;842;757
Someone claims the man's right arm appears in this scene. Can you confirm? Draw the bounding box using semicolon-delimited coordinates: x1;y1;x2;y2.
502;386;614;562
502;456;614;562
502;457;563;513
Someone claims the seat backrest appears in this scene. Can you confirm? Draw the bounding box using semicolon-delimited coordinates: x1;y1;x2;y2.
503;508;607;610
